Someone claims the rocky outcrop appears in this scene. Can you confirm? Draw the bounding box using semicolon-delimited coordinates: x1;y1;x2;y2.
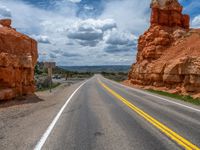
150;0;190;29
0;19;12;28
127;0;200;97
0;19;38;100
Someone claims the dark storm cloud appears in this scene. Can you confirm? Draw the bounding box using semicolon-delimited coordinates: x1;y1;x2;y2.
67;19;116;46
62;52;81;57
104;45;132;53
65;42;75;45
67;29;103;41
106;36;130;45
49;53;57;59
78;40;99;47
104;30;137;54
51;49;61;54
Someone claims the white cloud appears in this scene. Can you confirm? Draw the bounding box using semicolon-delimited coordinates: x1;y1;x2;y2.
67;19;117;46
49;53;57;59
69;19;117;31
83;5;94;10
0;5;11;18
32;35;51;44
67;24;103;41
105;29;137;46
100;0;150;34
68;0;81;3
192;15;200;28
0;0;149;65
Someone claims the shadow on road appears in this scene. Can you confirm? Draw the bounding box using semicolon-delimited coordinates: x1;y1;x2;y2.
0;94;44;108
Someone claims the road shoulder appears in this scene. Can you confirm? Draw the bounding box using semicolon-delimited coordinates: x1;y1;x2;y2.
0;81;85;150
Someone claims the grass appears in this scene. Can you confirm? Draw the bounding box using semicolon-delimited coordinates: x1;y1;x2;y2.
101;72;128;82
37;82;61;92
147;89;200;106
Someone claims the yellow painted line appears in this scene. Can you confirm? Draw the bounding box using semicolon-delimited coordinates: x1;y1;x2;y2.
98;80;200;150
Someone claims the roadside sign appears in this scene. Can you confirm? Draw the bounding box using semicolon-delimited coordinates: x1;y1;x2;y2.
44;62;56;68
44;62;56;92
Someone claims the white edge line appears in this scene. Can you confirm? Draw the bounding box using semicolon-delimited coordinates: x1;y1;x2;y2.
103;78;200;113
34;80;89;150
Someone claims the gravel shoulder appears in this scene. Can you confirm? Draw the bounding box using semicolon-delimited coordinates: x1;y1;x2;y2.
0;81;85;150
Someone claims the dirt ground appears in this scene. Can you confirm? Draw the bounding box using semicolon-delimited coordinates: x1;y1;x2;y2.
0;81;84;150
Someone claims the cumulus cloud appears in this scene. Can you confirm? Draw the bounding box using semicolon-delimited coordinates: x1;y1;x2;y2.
67;19;117;46
0;0;148;65
67;26;103;41
49;53;57;59
51;49;61;54
77;40;100;47
62;52;81;57
33;35;51;44
0;5;11;18
105;29;137;46
100;0;150;34
50;49;81;57
104;45;130;53
103;29;137;53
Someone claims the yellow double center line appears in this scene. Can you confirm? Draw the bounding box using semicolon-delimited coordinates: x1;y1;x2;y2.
98;80;200;150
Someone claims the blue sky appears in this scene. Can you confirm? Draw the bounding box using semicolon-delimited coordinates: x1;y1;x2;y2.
0;0;199;66
181;0;200;18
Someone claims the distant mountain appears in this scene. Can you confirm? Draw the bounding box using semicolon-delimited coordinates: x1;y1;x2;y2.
59;65;131;73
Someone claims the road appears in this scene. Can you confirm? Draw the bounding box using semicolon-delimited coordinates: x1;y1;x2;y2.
35;75;200;150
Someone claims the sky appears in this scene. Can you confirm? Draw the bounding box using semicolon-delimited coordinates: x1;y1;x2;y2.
0;0;199;66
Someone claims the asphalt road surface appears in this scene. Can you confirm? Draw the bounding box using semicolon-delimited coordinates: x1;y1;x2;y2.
35;75;200;150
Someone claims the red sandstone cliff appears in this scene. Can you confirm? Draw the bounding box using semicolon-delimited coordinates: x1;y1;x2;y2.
127;0;200;97
0;19;38;100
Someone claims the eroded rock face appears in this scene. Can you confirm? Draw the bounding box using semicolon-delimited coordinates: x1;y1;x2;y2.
0;19;12;28
150;0;190;29
0;19;38;100
128;0;200;97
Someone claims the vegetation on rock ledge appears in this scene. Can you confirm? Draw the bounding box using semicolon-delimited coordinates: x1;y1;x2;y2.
147;89;200;106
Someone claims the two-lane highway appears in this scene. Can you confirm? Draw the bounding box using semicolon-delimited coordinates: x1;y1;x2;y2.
35;75;200;150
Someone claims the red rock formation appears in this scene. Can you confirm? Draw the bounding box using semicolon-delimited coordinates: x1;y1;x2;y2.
0;19;12;28
150;0;190;29
127;0;200;97
0;19;38;100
